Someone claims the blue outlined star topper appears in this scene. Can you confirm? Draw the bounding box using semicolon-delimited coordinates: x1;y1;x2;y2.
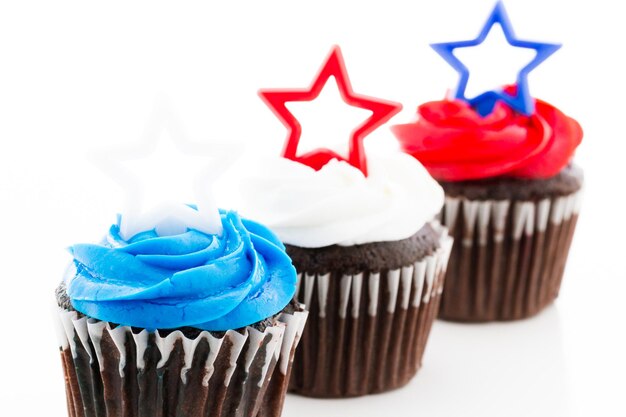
430;1;561;116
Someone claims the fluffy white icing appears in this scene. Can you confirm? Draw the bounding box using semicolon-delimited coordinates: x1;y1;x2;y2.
234;153;444;248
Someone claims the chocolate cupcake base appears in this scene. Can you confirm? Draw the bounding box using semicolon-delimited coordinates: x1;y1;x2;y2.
286;223;453;397
438;171;583;322
57;306;307;417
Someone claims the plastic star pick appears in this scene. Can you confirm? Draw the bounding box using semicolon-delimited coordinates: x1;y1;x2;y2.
259;45;402;176
92;99;240;240
430;1;561;116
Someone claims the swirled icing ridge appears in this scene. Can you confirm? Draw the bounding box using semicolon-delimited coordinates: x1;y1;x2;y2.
391;96;582;181
232;153;445;248
65;210;297;331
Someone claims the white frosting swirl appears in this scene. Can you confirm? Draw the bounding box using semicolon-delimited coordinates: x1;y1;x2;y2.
233;153;444;248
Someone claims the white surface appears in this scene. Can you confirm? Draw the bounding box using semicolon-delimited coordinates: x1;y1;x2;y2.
0;1;624;416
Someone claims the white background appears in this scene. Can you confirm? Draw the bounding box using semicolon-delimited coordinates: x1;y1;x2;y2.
0;1;624;416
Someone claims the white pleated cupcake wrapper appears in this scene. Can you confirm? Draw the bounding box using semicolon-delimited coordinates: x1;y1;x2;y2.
57;306;307;417
438;189;583;321
290;222;453;397
295;228;454;320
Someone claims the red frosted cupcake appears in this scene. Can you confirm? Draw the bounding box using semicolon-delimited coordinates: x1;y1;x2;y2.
392;93;583;321
392;2;583;321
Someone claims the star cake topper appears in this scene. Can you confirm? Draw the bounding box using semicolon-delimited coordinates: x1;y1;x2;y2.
259;45;402;176
430;1;561;116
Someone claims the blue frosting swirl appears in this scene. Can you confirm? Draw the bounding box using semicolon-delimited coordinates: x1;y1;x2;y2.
65;210;297;331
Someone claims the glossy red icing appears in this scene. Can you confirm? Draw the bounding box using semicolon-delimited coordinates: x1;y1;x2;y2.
391;97;582;181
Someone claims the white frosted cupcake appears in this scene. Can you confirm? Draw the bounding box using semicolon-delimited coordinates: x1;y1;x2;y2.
230;152;452;397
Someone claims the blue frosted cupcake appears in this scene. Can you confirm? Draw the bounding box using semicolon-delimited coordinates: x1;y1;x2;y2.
56;210;307;417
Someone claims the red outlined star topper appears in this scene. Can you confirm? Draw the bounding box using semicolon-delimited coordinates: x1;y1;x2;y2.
258;45;402;176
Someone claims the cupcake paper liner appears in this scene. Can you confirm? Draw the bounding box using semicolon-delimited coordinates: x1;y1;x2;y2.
289;229;453;397
438;190;582;322
57;307;307;417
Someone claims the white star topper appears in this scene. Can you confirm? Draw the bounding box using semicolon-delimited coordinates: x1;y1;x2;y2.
92;100;240;240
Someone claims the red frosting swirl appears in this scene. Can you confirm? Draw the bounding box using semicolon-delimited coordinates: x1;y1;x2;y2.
391;97;583;181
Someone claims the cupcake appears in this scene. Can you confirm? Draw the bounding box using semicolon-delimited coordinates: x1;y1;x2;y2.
229;45;452;398
391;3;583;322
56;209;307;417
233;154;451;397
